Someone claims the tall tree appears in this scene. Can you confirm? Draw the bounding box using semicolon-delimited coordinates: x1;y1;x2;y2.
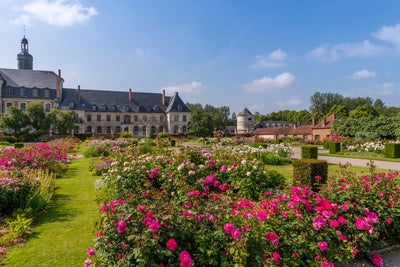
48;109;74;135
25;100;50;134
0;106;29;136
329;105;349;117
310;92;344;115
349;103;378;119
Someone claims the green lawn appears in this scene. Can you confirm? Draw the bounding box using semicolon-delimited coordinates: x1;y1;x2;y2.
6;146;98;266
267;163;391;180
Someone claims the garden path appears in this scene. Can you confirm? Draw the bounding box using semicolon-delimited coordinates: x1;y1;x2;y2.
292;147;400;170
6;148;98;266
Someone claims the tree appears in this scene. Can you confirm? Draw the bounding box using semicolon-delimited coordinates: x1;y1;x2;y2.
48;109;74;135
373;99;385;109
349;103;378;119
0;106;29;136
342;96;373;111
186;103;227;136
25;101;50;134
329;105;349;117
310;92;344;115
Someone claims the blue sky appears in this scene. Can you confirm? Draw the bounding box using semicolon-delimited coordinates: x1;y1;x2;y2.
1;1;400;115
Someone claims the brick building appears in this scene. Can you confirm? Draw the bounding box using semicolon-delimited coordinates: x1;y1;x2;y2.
0;37;191;137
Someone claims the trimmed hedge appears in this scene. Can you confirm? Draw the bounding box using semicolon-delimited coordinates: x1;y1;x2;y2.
301;145;318;159
170;139;176;146
329;142;341;154
384;143;400;158
14;143;24;149
293;159;328;192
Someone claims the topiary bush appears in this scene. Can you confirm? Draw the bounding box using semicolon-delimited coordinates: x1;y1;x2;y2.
301;145;318;159
293;159;328;192
384;143;400;158
329;142;341;154
120;132;132;138
14;143;24;149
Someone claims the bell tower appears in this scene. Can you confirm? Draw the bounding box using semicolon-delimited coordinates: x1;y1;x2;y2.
17;31;33;70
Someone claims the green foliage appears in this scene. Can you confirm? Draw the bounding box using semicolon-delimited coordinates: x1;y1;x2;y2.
293;159;328;192
384;143;400;158
329;142;341;154
14;143;24;149
301;145;318;159
157;132;169;138
328;104;349;117
0;212;32;246
310;92;344;115
48;109;74;135
0;106;28;136
261;152;287;165
170;138;176;146
349;103;378;119
24;100;50;134
264;109;312;123
120;132;132;138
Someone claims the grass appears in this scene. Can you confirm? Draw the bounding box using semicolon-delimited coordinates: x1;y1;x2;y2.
6;146;98;267
267;163;391;180
319;152;400;162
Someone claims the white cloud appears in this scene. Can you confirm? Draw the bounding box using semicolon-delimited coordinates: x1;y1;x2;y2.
374;23;400;46
276;96;302;107
308;41;384;62
13;14;31;25
15;0;98;27
161;81;203;95
347;70;378;80
245;72;296;92
268;49;288;61
252;49;288;69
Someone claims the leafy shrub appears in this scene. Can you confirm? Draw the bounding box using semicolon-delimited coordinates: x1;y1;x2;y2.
0;212;32;246
0;142;9;146
170;139;176;146
301;145;318;159
131;139;138;146
5;136;16;143
120;132;132;138
329;142;341;154
384;143;400;158
157;132;169;138
14;143;24;149
293;159;328;192
261;152;284;165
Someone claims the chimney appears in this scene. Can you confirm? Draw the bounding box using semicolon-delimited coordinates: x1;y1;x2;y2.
78;85;81;102
129;88;132;101
162;89;165;105
322;118;326;127
57;69;61;98
312;117;316;127
175;91;179;95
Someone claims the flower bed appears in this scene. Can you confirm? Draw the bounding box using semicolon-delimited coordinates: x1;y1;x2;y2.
86;141;400;266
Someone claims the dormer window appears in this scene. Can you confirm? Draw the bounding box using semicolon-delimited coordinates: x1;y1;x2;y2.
69;101;75;108
44;89;50;98
92;105;97;111
6;87;13;96
111;105;116;111
177;104;182;112
32;88;38;97
154;105;159;112
20;88;27;97
146;105;151;112
125;105;129;112
102;105;106;111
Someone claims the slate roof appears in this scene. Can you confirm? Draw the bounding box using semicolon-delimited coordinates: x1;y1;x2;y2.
60;88;190;113
0;68;58;89
165;93;191;113
238;108;253;116
252;125;312;136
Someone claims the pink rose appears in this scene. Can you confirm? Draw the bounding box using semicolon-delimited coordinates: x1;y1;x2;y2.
166;238;177;251
84;257;91;267
86;247;95;256
117;220;127;233
318;241;328;251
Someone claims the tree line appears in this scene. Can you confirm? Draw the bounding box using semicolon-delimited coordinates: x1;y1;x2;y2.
1;101;75;140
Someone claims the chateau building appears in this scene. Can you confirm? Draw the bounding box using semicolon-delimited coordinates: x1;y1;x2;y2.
0;37;191;137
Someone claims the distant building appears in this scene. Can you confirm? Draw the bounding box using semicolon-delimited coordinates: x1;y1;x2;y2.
237;108;254;134
0;36;191;137
255;120;296;129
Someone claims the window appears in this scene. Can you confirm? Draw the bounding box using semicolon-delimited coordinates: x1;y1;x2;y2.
20;103;26;110
32;89;38;97
97;126;102;133
183;115;187;122
124;115;131;123
134;115;138;122
44;89;50;97
125;105;129;112
174;125;178;134
102;105;106;111
20;88;27;97
151;126;156;134
124;127;129;132
174;115;179;122
159;126;163;133
6;87;13;96
74;126;79;134
303;135;308;141
111;105;116;111
87;114;91;122
73;113;79;121
69;101;75;108
134;126;138;133
97;115;101;122
116;127;121;133
143;126;146;135
106;115;111;122
45;103;51;113
182;126;187;133
107;127;111;133
151;116;155;122
6;102;12;110
315;135;320;140
142;115;147;122
116;115;120;122
177;104;182;112
86;126;92;133
92;105;97;111
160;115;164;122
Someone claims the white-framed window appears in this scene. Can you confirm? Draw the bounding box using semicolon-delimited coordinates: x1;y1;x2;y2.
142;115;147;122
174;115;179;122
5;102;13;111
19;102;27;110
44;103;51;113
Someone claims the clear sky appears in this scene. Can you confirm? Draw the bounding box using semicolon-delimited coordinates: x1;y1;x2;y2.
1;0;400;115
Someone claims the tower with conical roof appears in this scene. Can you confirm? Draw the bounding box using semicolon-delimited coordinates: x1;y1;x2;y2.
17;35;33;70
237;107;254;134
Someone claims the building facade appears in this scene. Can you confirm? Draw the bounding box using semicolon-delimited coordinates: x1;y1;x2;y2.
0;37;191;137
237;108;254;134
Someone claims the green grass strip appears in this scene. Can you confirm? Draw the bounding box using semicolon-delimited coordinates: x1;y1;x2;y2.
6;146;98;266
318;152;400;162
